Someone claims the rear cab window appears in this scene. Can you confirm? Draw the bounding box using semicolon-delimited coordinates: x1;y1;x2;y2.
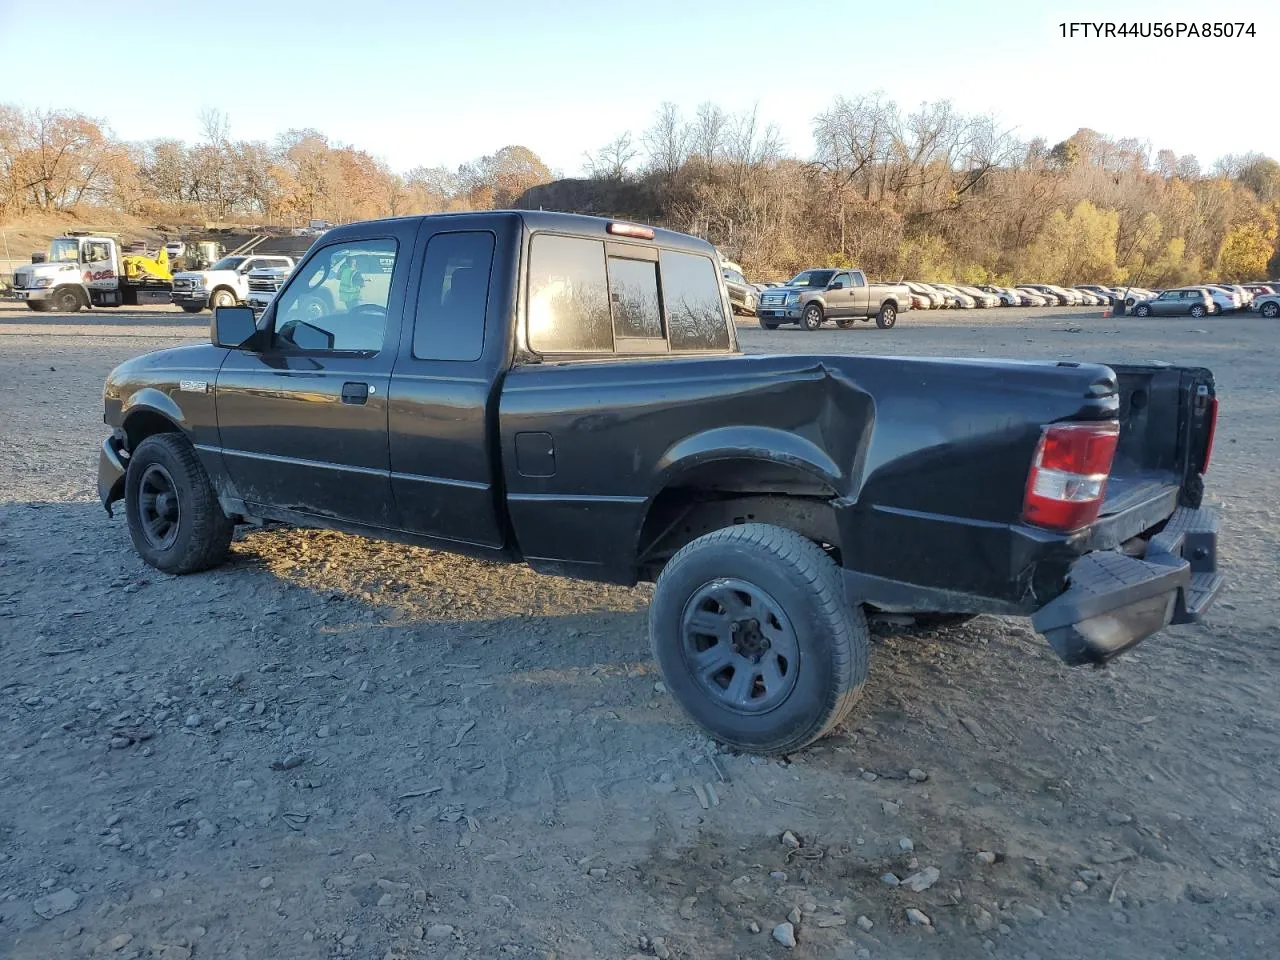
526;232;732;357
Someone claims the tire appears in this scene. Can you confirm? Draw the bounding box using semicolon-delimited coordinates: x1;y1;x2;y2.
757;316;779;330
876;303;897;328
26;300;51;313
1190;305;1206;318
124;433;234;575
1134;304;1151;317
181;304;204;314
209;288;236;310
1261;302;1279;318
800;303;824;331
835;316;856;329
53;287;83;313
649;523;869;755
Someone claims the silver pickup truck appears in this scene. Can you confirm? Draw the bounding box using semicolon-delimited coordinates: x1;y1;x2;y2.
757;268;911;330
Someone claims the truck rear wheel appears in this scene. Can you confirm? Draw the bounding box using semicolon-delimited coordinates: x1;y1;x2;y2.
876;304;897;328
124;433;234;575
835;316;856;329
800;303;824;331
649;523;868;755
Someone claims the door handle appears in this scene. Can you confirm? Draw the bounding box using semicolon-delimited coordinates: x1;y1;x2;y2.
341;381;370;405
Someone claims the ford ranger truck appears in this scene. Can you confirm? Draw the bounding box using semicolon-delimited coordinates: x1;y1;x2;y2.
96;212;1223;756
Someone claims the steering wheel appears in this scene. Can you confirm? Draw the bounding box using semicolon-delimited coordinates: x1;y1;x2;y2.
348;303;386;319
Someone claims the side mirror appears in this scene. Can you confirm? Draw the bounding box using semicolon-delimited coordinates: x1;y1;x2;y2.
830;280;846;290
212;306;259;349
285;320;335;351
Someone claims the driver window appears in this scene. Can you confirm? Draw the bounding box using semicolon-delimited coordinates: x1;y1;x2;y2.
832;272;851;287
273;240;398;352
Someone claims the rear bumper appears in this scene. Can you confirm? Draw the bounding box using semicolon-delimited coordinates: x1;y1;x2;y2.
98;433;127;516
1031;505;1222;665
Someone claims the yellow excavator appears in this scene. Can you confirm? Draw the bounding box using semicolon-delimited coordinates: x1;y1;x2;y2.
121;245;173;284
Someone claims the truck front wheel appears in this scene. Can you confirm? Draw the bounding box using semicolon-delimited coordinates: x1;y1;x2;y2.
124;433;234;575
180;305;204;314
649;523;868;755
876;303;897;328
800;303;824;331
209;289;236;310
53;287;83;313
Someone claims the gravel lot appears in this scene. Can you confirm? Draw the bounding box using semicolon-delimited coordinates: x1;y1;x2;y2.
1;301;1278;960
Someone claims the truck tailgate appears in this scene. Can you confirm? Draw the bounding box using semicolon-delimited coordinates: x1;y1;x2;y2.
1089;363;1217;548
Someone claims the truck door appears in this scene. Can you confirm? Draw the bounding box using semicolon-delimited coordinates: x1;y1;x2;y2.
386;217;517;550
848;270;870;316
827;271;853;318
214;226;414;528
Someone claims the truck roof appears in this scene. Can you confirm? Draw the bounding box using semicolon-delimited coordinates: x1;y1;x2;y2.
320;211;712;257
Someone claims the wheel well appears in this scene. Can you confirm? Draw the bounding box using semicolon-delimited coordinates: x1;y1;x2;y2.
210;285;237;301
123;410;180;452
880;299;898;311
636;460;841;579
55;284;87;304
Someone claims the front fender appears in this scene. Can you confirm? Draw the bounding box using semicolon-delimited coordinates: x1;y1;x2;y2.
121;386;187;430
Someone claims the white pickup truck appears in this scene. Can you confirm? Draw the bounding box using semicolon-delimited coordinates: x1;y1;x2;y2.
171;254;295;313
245;263;296;315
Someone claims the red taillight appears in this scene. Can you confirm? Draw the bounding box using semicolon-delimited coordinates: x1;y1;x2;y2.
1200;396;1218;474
607;222;655;240
1023;421;1121;532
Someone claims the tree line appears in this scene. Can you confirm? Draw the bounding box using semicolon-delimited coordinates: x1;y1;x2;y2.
2;96;1277;284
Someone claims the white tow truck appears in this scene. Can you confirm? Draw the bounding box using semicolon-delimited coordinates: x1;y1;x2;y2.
9;234;173;312
170;253;296;313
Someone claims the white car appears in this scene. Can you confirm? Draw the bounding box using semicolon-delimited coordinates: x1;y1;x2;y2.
979;285;1019;306
1254;293;1280;318
956;285;998;308
905;282;946;308
931;283;976;308
1204;285;1243;314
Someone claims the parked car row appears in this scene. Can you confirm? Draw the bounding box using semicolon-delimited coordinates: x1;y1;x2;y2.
727;259;1280;323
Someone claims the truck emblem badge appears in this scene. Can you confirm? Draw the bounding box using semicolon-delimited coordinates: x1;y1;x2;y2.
179;380;209;393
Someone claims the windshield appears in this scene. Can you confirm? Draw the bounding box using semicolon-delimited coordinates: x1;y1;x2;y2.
209;257;246;272
49;239;81;263
788;270;836;287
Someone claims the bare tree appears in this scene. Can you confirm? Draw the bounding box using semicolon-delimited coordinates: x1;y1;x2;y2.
690;102;729;164
642;102;690;176
583;132;638;181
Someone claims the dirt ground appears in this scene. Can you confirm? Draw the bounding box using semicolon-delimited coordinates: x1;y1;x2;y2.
1;302;1277;960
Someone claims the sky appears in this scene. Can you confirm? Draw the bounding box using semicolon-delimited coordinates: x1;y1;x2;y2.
1;0;1276;176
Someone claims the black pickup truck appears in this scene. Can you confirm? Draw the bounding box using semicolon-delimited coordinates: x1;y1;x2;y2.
97;212;1223;755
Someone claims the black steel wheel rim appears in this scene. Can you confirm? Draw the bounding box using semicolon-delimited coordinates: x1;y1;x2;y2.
138;463;181;550
680;578;801;714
